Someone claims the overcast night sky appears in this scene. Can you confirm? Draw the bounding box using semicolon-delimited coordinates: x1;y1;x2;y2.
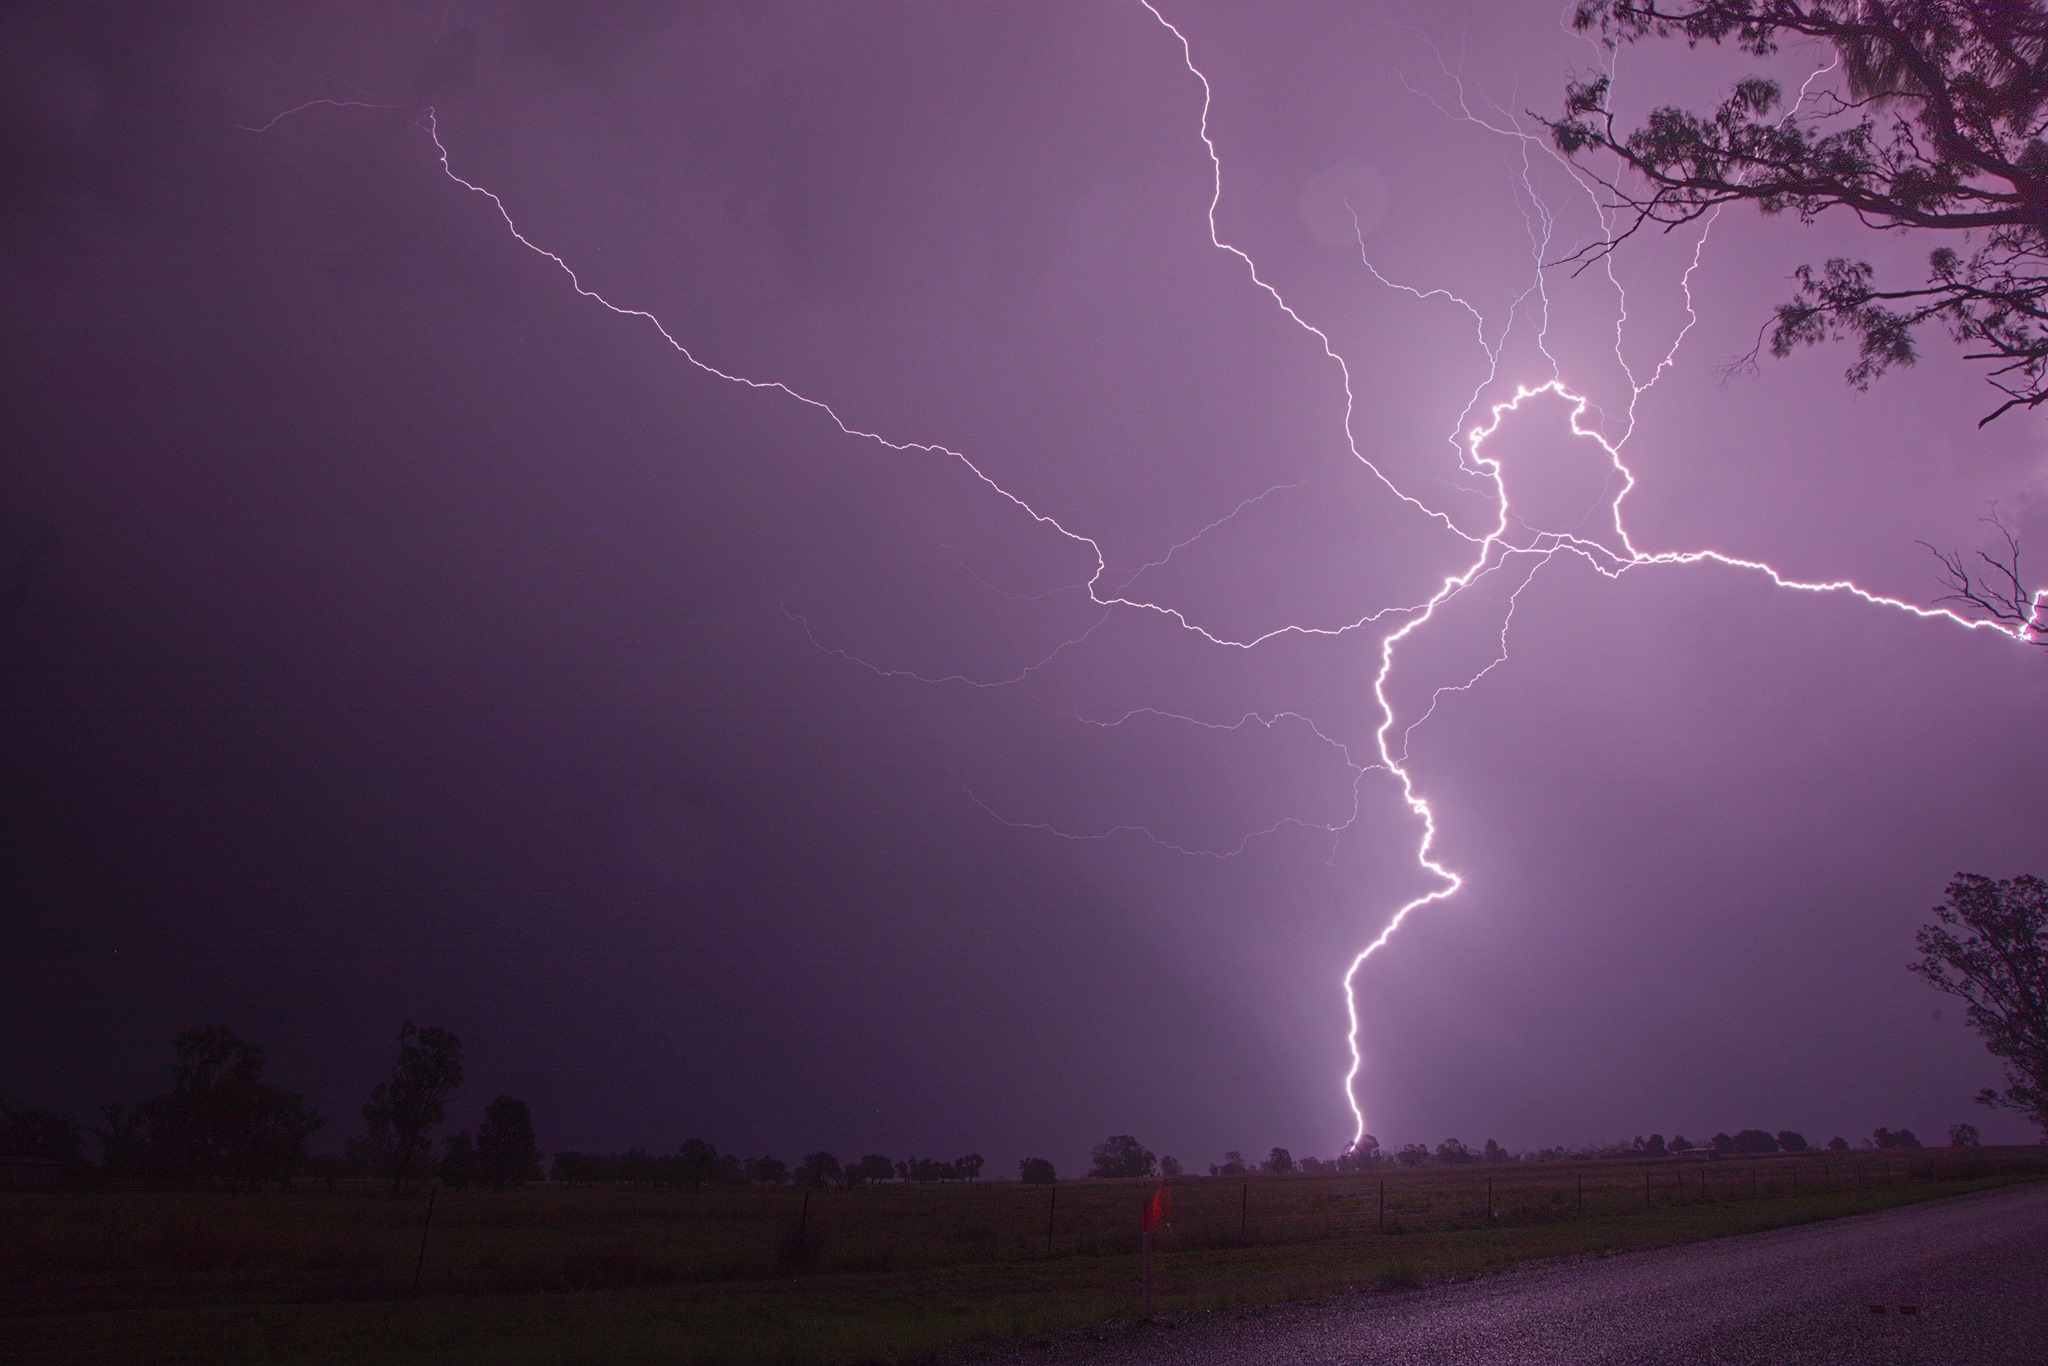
4;2;2043;1176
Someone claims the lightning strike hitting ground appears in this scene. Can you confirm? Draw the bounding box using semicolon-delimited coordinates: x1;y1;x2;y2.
248;4;2045;1156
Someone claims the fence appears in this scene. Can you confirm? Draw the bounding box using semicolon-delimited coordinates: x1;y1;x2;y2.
10;1148;2042;1288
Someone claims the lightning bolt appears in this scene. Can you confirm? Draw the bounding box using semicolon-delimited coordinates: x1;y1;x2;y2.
245;3;2045;1157
1142;3;2041;1153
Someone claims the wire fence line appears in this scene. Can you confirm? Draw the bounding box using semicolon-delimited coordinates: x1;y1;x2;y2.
12;1148;2041;1289
609;1145;2048;1273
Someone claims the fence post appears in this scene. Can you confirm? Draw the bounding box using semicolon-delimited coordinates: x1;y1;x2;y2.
1046;1184;1056;1256
797;1189;810;1260
412;1183;437;1293
1141;1227;1153;1318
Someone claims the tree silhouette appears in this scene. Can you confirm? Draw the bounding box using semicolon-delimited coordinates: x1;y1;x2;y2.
1913;871;2048;1133
360;1022;462;1191
0;1100;84;1165
1341;1135;1383;1169
1551;3;2048;637
1925;513;2047;645
795;1151;843;1188
1552;2;2048;424
439;1130;477;1189
677;1137;718;1188
107;1027;321;1187
1088;1134;1156;1179
476;1095;540;1189
1018;1156;1057;1184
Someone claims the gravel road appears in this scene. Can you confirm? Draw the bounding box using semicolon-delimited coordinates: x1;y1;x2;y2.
978;1181;2048;1365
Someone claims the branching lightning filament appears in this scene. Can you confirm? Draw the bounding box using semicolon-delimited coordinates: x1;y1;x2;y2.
248;4;2045;1155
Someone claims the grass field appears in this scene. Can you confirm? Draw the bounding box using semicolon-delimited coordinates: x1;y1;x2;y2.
5;1148;2041;1364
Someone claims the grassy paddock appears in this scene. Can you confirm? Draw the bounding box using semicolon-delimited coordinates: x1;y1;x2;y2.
4;1149;2041;1364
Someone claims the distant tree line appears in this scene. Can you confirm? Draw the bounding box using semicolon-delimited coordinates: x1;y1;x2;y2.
12;938;2032;1194
1319;1126;1966;1169
548;1143;987;1189
0;1022;543;1192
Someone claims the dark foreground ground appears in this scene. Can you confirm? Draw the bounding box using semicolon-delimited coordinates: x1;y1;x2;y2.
5;1160;2040;1364
978;1179;2048;1366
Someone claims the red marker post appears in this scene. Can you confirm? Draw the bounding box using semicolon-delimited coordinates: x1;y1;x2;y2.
1140;1183;1172;1318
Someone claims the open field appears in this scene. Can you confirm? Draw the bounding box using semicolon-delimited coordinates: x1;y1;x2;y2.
5;1149;2042;1365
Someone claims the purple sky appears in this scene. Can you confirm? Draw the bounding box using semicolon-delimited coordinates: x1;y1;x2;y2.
4;2;2043;1174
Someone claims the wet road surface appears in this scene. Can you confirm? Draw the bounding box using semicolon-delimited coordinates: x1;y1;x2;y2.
981;1181;2048;1365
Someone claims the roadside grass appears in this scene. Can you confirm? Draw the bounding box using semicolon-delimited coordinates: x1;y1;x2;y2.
4;1151;2041;1365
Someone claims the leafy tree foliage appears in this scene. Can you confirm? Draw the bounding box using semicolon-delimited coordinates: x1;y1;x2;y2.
1435;1137;1475;1165
1949;1120;1983;1145
954;1153;986;1181
103;1027;321;1187
1265;1147;1295;1174
359;1022;462;1191
1776;1130;1810;1152
1159;1154;1184;1177
1340;1135;1383;1170
1211;1149;1248;1177
439;1130;477;1189
795;1151;843;1188
1396;1143;1431;1168
1874;1125;1924;1148
852;1153;895;1185
1912;871;2048;1133
1552;2;2048;425
1018;1156;1057;1185
895;1156;955;1183
747;1155;789;1186
552;1146;737;1186
1088;1134;1156;1179
476;1095;541;1189
0;1099;84;1164
1827;1135;1852;1151
677;1137;720;1188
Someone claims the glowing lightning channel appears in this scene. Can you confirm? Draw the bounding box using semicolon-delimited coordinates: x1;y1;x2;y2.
247;6;2045;1159
1136;5;2042;1151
